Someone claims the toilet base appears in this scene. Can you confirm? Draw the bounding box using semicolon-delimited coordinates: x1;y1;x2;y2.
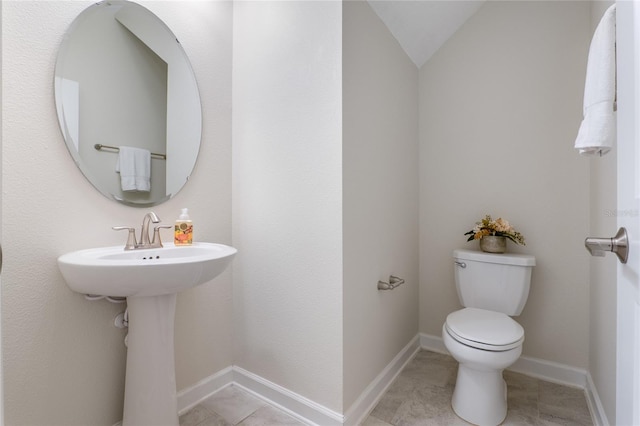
452;364;507;426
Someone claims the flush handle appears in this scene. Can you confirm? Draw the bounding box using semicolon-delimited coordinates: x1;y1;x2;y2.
454;261;466;268
585;227;628;264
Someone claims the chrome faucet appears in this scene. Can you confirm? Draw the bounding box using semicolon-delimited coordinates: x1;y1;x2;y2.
139;212;160;248
113;211;169;250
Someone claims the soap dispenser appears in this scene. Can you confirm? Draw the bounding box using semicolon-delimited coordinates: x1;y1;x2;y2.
174;208;193;246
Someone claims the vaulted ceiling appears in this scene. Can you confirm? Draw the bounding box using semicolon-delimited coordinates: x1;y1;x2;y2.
366;1;486;68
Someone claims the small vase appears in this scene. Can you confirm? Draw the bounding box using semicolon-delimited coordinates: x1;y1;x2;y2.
479;236;506;253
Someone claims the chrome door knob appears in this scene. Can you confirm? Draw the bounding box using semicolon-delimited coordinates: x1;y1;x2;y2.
585;227;628;264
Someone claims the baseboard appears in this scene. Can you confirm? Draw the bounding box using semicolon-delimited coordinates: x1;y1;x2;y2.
343;335;421;426
513;358;609;426
176;365;339;425
419;332;448;355
135;333;610;426
233;367;344;425
510;355;587;388
419;332;609;426
177;366;234;416
585;372;610;426
420;332;588;387
175;336;420;426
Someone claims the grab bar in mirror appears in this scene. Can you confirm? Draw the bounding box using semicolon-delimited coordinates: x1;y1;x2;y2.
94;144;166;160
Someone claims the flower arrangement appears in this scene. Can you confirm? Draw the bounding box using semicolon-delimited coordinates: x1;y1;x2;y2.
464;215;525;245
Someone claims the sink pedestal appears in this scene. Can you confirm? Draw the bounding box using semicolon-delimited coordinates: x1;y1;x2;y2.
57;242;237;425
122;294;179;426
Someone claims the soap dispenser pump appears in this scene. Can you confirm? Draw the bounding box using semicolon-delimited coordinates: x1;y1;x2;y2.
174;208;193;246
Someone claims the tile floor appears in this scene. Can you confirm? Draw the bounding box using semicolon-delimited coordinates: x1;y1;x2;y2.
179;384;305;426
180;350;594;426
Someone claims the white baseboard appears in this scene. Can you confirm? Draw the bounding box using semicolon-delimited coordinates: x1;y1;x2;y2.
113;370;235;426
420;332;588;386
419;332;448;355
175;336;420;426
343;335;420;426
177;366;234;416
585;372;610;426
510;355;587;388
233;366;344;426
177;333;611;426
176;365;342;426
419;332;609;426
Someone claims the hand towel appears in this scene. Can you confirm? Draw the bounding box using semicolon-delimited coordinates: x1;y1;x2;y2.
115;146;151;192
574;4;616;156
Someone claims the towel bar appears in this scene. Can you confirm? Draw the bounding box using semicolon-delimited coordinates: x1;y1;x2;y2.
94;144;166;160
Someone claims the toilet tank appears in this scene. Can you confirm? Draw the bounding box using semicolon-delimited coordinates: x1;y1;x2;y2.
453;249;536;316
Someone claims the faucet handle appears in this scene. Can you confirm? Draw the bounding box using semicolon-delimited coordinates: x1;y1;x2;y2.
113;226;138;250
151;225;173;248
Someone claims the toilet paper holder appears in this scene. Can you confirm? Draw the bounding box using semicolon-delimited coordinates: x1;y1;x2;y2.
378;275;405;290
585;227;628;264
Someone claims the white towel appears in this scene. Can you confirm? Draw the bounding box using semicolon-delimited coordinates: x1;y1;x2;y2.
115;146;151;192
574;4;617;156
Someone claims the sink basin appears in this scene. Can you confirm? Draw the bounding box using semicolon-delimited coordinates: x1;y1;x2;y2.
58;242;237;297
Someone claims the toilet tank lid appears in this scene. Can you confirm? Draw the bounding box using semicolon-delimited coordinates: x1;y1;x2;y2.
453;249;536;266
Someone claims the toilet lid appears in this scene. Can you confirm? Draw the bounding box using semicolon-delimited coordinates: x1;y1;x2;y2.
445;308;524;351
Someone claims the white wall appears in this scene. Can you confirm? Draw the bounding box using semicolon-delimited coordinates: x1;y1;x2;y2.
232;0;344;413
342;0;419;411
419;1;592;368
588;2;617;423
1;1;232;424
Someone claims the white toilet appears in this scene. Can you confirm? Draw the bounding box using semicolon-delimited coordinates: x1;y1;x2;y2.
443;249;535;426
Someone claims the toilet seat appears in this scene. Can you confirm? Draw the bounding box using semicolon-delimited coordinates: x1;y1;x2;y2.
445;308;524;351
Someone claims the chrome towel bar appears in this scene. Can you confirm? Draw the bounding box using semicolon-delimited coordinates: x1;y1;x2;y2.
94;143;167;160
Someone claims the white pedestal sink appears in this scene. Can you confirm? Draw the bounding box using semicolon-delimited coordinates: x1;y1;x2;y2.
58;242;237;426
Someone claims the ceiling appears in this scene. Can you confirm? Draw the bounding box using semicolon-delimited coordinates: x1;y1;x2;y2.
366;0;486;68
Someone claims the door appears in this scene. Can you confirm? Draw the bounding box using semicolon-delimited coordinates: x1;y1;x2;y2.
616;1;640;424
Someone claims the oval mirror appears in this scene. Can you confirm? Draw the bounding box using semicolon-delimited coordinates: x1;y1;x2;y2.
54;0;202;207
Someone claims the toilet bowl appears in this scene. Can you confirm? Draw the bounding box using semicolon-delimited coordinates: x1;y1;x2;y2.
443;307;525;425
443;249;535;426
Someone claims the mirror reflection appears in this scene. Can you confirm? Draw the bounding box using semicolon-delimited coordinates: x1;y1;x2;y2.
55;0;202;207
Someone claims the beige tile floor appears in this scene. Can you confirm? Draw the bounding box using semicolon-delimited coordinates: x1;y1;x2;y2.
179;385;305;426
180;350;594;426
364;350;593;426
